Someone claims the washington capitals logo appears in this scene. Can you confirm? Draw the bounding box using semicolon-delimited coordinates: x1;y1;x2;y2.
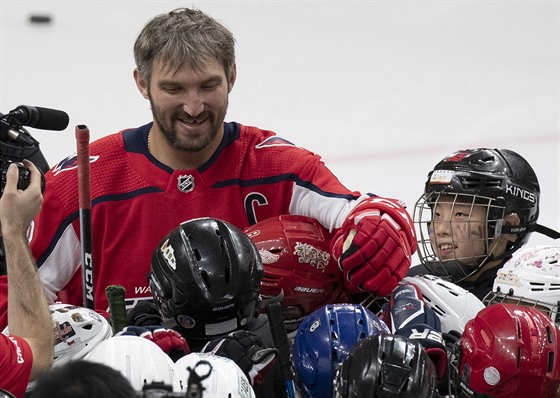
255;136;295;149
52;154;100;176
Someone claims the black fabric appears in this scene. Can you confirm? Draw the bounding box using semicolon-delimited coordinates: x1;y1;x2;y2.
127;300;162;327
457;265;501;301
407;262;503;301
202;330;278;386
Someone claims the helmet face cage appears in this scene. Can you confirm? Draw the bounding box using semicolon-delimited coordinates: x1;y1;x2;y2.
414;148;540;283
414;192;506;282
483;290;560;325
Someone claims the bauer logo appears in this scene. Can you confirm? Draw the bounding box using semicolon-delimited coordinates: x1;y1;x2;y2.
294;286;325;294
505;184;535;203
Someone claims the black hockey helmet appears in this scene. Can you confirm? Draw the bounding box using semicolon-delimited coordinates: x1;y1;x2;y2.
414;148;542;280
424;148;539;233
148;217;263;340
334;333;437;398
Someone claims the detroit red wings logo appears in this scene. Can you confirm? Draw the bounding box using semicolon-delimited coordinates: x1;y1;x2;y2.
443;151;471;162
52;154;100;176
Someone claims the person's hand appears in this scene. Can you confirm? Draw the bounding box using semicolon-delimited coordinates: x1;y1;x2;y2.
0;160;43;237
331;197;416;297
117;325;190;361
126;299;163;327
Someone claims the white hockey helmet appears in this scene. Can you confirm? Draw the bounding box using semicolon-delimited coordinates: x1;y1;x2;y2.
403;275;485;334
49;304;113;367
484;245;560;324
84;335;179;391
174;352;256;398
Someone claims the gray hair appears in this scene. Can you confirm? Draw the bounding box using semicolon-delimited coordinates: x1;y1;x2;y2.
134;8;235;85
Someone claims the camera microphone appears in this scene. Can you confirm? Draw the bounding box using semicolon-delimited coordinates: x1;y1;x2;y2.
8;105;69;131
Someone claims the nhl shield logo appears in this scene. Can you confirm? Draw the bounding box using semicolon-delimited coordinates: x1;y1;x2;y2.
177;175;195;193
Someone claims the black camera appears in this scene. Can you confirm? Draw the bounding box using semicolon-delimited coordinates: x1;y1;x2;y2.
0;106;60;197
0;105;66;275
0;161;36;195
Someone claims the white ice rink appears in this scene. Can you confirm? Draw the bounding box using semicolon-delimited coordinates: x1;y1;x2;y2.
1;1;558;256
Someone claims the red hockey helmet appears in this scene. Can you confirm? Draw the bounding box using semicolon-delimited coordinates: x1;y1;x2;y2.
244;215;349;332
450;303;560;398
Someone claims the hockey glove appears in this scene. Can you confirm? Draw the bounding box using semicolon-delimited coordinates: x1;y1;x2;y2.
332;197;416;297
126;300;163;327
388;283;448;381
118;325;190;362
201;330;278;386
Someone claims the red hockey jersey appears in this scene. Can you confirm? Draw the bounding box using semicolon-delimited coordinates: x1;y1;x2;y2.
0;122;365;325
0;334;32;398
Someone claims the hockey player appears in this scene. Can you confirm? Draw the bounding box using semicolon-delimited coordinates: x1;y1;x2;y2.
0;161;52;397
0;7;415;326
409;148;559;300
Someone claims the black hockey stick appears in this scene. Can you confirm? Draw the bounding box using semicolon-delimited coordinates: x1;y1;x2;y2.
264;292;296;398
76;125;94;309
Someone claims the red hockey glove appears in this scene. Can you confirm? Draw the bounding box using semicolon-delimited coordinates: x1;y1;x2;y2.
331;197;417;297
388;283;448;381
118;325;190;361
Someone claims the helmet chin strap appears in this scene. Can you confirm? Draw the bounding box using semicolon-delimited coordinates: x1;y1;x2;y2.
501;220;560;239
534;223;560;239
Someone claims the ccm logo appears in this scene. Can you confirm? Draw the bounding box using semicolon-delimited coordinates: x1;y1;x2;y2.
505;184;535;203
